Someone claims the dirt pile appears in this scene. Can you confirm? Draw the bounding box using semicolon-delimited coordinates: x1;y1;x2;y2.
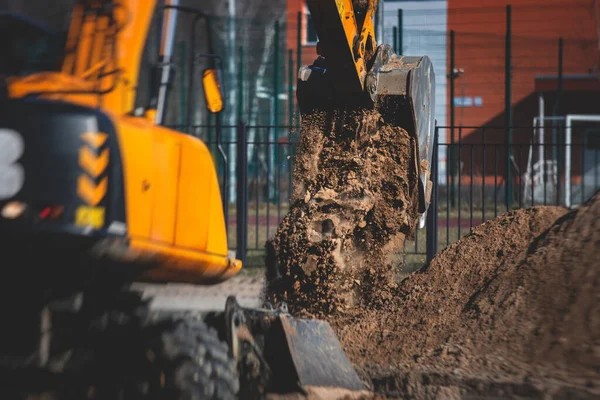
331;191;600;397
266;108;420;313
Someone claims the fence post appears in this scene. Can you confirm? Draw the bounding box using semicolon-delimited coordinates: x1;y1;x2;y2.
397;9;403;55
273;21;280;204
236;121;248;267
273;21;280;130
556;37;564;107
288;49;294;127
237;46;244;123
393;26;398;53
215;111;228;231
505;4;513;210
449;30;456;207
426;127;439;264
375;0;384;42
554;37;564;205
296;11;303;129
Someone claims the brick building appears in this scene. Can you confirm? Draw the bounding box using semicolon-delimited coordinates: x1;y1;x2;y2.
286;0;318;72
447;0;599;198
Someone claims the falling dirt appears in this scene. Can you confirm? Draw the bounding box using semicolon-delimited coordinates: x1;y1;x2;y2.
266;107;421;314
329;192;600;398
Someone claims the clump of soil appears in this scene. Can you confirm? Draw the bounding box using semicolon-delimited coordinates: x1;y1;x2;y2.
331;191;600;397
266;108;420;314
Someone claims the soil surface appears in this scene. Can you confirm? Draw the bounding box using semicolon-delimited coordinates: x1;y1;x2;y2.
266;108;420;313
329;193;600;398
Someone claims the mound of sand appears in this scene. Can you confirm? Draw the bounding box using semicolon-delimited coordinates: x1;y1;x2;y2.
266;108;420;313
331;192;600;397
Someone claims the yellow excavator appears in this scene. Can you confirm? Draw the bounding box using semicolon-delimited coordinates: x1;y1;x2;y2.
0;0;434;398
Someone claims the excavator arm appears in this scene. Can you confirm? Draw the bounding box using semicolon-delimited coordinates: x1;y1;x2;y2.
305;0;378;93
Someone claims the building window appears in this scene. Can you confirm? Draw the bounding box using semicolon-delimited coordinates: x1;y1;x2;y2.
304;5;318;45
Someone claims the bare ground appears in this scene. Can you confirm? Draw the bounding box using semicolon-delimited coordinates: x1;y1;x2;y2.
333;196;600;398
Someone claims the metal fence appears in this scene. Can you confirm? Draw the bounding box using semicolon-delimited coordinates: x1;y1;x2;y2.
183;122;600;269
185;122;429;267
181;123;298;267
428;123;600;261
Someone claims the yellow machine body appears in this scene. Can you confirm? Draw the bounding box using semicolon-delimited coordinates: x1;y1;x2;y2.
111;114;240;282
1;0;241;282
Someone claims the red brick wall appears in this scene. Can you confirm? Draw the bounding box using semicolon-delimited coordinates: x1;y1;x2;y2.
448;0;598;135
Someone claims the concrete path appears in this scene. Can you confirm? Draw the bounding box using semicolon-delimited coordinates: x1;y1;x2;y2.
131;275;266;312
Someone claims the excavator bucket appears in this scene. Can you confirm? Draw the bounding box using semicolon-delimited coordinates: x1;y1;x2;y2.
366;46;436;222
278;316;366;391
224;297;367;396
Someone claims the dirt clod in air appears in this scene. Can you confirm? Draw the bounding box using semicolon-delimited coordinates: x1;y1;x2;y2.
266;108;420;314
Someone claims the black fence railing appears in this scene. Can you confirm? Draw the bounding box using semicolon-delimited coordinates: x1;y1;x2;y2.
179;123;299;267
428;124;600;264
173;123;600;269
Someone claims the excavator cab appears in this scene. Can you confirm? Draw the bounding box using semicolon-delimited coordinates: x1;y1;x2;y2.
0;13;63;77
